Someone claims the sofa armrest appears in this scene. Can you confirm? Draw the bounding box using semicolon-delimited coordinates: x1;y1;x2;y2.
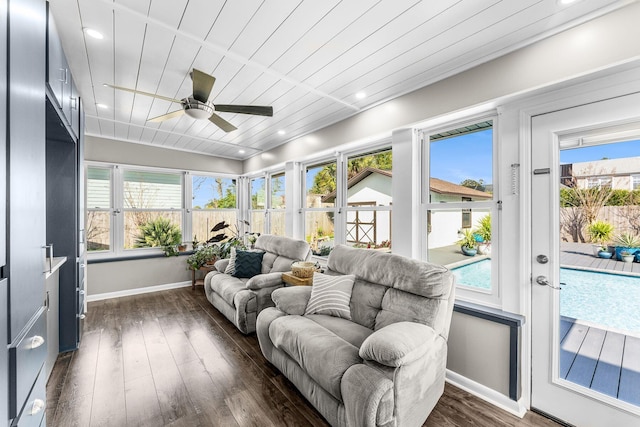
246;272;283;290
214;258;229;272
342;364;394;427
271;286;312;315
360;322;441;367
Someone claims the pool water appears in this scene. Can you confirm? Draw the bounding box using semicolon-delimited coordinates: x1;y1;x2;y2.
452;260;640;334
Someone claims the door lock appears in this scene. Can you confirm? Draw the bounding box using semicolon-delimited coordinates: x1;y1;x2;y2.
536;254;549;264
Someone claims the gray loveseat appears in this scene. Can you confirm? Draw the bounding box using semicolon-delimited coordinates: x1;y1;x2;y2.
256;245;455;427
204;234;311;334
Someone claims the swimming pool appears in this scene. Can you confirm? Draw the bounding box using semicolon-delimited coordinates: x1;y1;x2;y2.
452;260;640;334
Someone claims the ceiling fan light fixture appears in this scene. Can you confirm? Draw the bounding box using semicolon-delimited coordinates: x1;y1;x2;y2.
183;97;214;120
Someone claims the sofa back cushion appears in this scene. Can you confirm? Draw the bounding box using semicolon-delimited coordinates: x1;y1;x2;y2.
255;234;311;273
326;245;454;334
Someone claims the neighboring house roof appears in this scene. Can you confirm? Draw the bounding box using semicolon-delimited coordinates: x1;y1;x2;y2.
321;167;491;202
429;177;492;199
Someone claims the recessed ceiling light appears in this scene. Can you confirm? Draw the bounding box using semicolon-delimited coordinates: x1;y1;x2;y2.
278;130;286;135
355;92;367;99
559;0;579;4
84;28;104;40
96;103;108;109
238;149;245;154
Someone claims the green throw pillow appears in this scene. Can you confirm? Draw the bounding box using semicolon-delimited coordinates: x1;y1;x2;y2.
232;250;265;278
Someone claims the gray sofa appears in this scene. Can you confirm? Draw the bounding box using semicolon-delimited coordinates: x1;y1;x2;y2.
256;244;455;427
204;234;311;334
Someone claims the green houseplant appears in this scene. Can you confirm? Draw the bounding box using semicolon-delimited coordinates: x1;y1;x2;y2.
474;214;491;255
613;232;640;261
186;245;217;270
457;229;478;256
587;220;614;257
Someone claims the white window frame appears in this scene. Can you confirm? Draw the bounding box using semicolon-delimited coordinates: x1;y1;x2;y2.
248;174;267;235
631;174;640;190
268;171;287;236
86;161;239;259
586;176;612;189
420;114;500;306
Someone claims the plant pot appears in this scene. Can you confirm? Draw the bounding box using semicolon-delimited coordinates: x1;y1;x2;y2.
477;243;491;255
615;246;639;261
622;255;634;263
597;251;613;259
592;244;603;256
178;244;187;252
461;245;477;256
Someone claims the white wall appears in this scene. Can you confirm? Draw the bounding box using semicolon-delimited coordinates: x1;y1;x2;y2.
86;135;243;174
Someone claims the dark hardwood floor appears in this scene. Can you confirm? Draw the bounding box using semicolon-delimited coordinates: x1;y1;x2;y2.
47;287;560;427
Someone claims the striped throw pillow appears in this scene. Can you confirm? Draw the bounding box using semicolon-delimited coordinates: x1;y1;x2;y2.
304;273;355;320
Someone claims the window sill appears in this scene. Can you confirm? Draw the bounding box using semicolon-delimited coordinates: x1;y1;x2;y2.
87;250;194;264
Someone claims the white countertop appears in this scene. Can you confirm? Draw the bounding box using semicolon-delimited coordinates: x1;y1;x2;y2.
45;256;67;279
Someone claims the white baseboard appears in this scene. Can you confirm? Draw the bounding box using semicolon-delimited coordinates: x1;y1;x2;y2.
446;370;527;418
87;281;192;302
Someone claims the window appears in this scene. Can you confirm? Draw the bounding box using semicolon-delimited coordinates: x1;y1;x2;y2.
86;163;239;257
304;161;337;256
632;174;640;190
345;149;392;250
191;175;237;244
249;177;266;235
122;170;182;250
423;119;496;298
86;166;111;252
587;176;612;189
269;173;286;236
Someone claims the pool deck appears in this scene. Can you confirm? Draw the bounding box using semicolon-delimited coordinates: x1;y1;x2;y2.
561;242;640;276
561;317;640;406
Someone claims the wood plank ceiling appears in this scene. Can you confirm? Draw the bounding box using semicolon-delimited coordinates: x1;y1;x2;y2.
50;0;631;160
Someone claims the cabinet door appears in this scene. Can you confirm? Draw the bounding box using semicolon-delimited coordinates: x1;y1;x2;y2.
46;4;66;110
70;78;80;139
8;0;47;341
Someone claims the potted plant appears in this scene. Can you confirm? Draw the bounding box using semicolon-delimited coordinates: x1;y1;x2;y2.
621;250;635;263
206;220;249;259
597;246;613;259
587;220;614;257
186;245;217;271
457;229;478;256
474;214;491;255
613;232;640;261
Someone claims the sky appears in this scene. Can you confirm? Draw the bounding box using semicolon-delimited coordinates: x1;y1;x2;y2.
192;176;235;208
560;139;640;164
430;129;493;185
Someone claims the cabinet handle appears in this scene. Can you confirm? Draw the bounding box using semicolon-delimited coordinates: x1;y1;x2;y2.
29;399;45;416
58;68;65;83
45;291;50;311
43;244;54;273
71;96;78;110
28;335;45;350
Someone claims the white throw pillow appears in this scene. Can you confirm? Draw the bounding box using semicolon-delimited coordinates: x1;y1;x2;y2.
304;273;355;320
224;247;237;275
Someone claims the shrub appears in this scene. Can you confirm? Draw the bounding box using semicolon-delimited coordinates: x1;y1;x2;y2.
135;217;182;256
587;220;613;245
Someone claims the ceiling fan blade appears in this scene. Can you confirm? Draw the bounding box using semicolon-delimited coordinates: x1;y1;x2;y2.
208;113;237;133
148;110;185;122
103;84;182;104
191;69;216;103
214;104;273;117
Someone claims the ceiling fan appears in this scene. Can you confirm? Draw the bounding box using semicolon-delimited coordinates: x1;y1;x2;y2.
104;69;273;132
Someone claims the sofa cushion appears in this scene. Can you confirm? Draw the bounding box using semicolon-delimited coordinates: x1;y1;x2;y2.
375;288;442;330
255;234;310;261
269;315;362;401
304;273;355;320
232;250;265;278
305;314;373;348
209;273;249;307
327;245;452;299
